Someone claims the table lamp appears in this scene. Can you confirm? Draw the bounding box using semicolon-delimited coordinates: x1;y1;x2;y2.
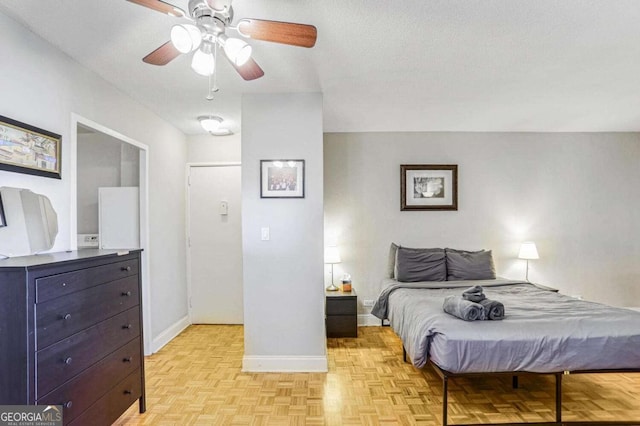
518;241;539;282
324;246;341;291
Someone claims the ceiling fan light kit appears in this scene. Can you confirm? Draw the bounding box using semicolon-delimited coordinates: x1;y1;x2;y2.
170;23;202;53
191;42;215;76
218;34;252;66
128;0;318;83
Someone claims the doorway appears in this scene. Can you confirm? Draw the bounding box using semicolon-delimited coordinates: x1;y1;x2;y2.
187;163;243;324
71;113;152;354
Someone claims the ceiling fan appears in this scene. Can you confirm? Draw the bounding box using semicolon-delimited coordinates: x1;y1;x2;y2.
127;0;317;81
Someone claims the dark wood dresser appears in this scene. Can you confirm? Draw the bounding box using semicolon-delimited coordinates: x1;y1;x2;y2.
0;249;145;425
325;288;357;338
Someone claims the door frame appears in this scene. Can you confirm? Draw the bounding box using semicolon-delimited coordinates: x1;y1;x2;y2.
185;162;242;324
70;113;152;355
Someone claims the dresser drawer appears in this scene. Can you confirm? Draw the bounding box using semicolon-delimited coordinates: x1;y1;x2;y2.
37;337;141;423
36;258;138;304
36;307;140;397
36;276;139;349
68;368;142;426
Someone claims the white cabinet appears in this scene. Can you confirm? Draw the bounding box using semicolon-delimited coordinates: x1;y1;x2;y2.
99;187;139;249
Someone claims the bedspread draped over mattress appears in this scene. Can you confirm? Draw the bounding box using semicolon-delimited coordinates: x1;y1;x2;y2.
372;279;640;373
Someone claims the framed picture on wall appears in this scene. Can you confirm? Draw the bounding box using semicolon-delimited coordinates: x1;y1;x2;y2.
0;193;6;227
401;164;458;211
0;115;62;179
260;159;305;198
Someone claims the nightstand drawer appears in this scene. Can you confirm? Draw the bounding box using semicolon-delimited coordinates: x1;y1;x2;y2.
326;316;357;338
326;298;356;315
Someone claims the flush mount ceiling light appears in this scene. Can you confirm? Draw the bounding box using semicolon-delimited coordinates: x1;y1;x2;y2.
198;115;233;136
129;0;317;88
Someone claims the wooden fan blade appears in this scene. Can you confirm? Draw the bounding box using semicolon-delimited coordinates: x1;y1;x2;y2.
237;19;317;48
228;57;265;81
126;0;185;17
143;41;181;65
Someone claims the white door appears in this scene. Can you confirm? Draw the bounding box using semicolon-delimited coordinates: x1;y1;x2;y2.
188;165;243;324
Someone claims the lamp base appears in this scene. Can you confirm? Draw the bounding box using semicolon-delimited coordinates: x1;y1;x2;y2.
326;283;339;291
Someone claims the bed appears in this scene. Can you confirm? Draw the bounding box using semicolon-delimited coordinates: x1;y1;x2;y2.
371;245;640;426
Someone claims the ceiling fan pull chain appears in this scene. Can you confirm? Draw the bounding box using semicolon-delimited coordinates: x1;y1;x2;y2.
206;74;214;100
206;44;220;100
212;41;219;93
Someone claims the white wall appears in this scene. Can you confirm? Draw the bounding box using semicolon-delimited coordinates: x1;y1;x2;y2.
77;132;124;234
187;133;241;163
121;143;140;187
0;11;188;346
324;132;640;310
242;93;326;372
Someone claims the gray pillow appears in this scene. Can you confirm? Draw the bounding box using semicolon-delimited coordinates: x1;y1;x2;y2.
445;248;496;280
386;242;399;279
396;247;446;282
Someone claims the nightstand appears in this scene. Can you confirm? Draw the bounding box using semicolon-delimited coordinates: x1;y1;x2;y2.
325;288;357;338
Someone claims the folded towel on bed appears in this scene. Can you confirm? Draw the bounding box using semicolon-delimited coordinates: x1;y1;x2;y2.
462;285;486;302
443;296;486;321
478;298;505;320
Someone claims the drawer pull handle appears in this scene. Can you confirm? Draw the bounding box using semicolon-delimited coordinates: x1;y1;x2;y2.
123;357;133;363
61;313;71;320
122;291;132;297
64;357;73;365
124;390;132;395
123;324;132;329
63;401;73;409
122;266;132;272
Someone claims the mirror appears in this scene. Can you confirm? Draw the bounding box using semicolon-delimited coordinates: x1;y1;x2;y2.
0;187;58;258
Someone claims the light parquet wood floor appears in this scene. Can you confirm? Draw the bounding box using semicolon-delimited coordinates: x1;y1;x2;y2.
116;326;640;426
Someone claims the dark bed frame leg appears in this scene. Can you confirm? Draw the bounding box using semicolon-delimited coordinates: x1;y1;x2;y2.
512;375;519;389
403;346;407;363
442;375;449;426
556;372;562;424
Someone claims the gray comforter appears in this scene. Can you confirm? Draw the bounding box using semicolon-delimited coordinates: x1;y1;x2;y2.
372;278;640;373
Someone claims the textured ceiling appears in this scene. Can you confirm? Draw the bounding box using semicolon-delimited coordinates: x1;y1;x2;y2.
2;0;640;135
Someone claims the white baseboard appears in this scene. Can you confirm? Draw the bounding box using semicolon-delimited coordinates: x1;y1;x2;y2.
358;313;382;326
242;355;328;372
150;314;190;354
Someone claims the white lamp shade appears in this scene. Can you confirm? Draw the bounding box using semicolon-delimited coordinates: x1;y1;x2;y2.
518;242;539;260
324;246;341;264
223;37;252;66
191;45;215;76
171;24;201;53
